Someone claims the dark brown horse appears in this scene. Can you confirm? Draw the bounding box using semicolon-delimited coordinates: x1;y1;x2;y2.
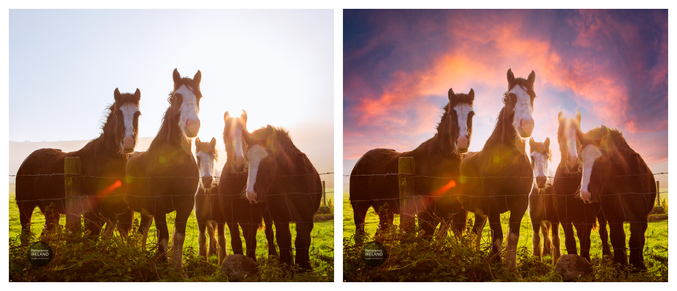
350;88;475;241
528;137;561;264
458;69;536;268
243;125;321;270
576;125;655;270
194;137;227;263
552;111;610;263
124;68;202;269
16;88;141;242
218;111;277;264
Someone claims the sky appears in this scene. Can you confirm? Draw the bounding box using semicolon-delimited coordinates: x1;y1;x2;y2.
343;9;668;187
8;10;334;182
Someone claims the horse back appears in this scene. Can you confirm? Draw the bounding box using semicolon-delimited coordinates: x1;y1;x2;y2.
350;148;399;202
16;148;69;203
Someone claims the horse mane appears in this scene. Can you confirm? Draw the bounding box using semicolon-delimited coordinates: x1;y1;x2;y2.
196;141;219;162
250;126;298;172
88;92;140;157
603;128;636;173
483;98;514;148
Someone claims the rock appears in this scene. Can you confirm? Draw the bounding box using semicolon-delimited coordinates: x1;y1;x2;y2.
555;254;592;282
221;254;258;281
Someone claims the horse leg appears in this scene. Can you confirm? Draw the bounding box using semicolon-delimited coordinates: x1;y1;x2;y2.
573;221;591;261
417;208;437;238
138;214;153;251
83;210;104;238
551;222;562;265
531;218;542;260
207;221;218;257
629;220;648;270
242;221;258;263
228;222;244;255
562;221;577;255
296;221;314;271
352;201;369;244
274;221;293;267
541;221;552;257
608;220;628;266
154;213;169;263
451;208;468;239
487;211;503;263
197;219;208;259
505;206;526;269
217;222;227;265
471;214;487;251
117;208;133;239
597;213;611;257
171;207;191;269
264;213;278;258
18;201;36;244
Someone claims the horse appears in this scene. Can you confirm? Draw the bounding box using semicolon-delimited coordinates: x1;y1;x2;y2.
243;125;321;270
218;110;277;264
527;137;561;264
552;111;610;263
458;69;536;269
350;88;475;241
16;88;141;243
576;125;655;270
194;137;227;263
123;68;202;269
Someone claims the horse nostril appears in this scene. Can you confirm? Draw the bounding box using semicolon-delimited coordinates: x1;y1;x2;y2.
202;177;212;187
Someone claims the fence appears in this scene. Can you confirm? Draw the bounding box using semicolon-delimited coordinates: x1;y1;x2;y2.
9;157;335;267
345;156;668;256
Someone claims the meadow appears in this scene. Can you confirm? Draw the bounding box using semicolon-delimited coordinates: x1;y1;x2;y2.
8;184;334;282
342;189;668;282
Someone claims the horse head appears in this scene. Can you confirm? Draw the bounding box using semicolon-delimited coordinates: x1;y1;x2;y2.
112;88;141;154
223;110;248;169
505;69;536;139
557;110;582;172
242;125;280;204
195;137;219;190
529;137;551;190
169;68;202;138
576;125;611;204
445;88;475;155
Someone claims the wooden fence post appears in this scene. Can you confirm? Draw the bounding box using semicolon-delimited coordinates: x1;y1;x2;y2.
398;157;415;233
322;180;326;207
655;181;660;206
64;157;82;231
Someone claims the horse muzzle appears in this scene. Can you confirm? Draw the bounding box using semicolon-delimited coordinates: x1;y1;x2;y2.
184;118;201;138
518;118;534;138
536;176;547;189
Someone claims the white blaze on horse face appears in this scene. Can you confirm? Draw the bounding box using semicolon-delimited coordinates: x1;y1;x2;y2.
579;144;602;203
530;151;549;188
245;144;269;203
196;151;217;189
510;85;534;138
565;124;578;167
454;103;473;151
119;103;140;152
177;85;200;138
231;124;244;167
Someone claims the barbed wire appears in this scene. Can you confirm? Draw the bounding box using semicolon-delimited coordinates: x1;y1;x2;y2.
8;171;334;179
345;172;668;179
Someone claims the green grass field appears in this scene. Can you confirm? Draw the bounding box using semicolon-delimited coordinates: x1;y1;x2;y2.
9;184;334;281
343;189;668;281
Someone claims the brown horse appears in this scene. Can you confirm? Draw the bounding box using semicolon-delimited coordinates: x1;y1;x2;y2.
16;88;141;242
350;88;475;241
243;125;321;270
576;125;655;270
218;111;277;264
528;137;561;264
194;137;227;263
552;111;610;263
458;69;536;268
124;68;202;269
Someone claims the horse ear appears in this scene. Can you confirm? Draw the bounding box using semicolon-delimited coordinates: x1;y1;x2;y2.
448;88;455;102
575;110;582;123
529;137;535;148
210;137;217;148
241;110;247;122
134;88;141;102
173;68;181;85
468;88;475;101
114;88;121;102
557;111;564;122
544;137;550;149
507;69;515;88
193;70;202;86
224;111;230;122
195;137;201;146
527;70;536;86
600;125;608;136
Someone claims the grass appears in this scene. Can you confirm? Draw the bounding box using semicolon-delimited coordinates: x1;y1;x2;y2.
9;184;334;281
343;189;668;282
